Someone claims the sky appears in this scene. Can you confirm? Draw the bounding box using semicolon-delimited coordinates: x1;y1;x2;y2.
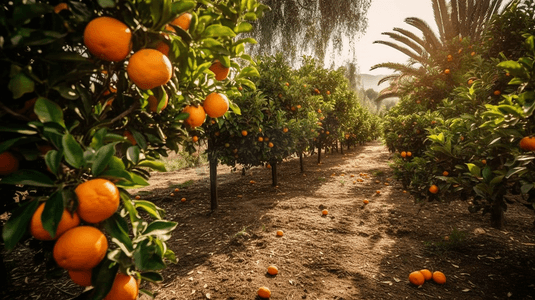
352;0;438;75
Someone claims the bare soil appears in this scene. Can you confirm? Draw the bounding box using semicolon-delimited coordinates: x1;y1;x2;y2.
2;141;535;300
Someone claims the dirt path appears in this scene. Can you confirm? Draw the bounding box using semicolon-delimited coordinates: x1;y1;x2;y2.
3;141;535;300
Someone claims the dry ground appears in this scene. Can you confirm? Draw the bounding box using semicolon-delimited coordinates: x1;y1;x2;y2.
2;141;535;300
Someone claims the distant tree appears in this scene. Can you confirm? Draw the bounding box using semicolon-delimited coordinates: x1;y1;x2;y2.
249;0;372;64
365;88;379;101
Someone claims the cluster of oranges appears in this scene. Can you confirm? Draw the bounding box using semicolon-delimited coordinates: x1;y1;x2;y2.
409;269;446;286
400;151;412;158
29;178;138;299
84;13;231;129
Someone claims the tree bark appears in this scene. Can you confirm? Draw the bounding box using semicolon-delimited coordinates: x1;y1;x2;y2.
271;161;278;186
208;139;217;211
317;143;322;164
490;194;505;229
299;152;304;173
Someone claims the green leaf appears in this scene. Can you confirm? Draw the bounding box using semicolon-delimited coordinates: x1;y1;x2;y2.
89;258;119;300
42;191;65;239
8;72;35;99
2;200;39;250
497;61;525;77
202;24;236;38
466;163;481;177
164;248;178;263
521;183;533;194
234;37;257;46
133;200;164;220
34;97;65;127
133;240;166;271
108;156;126;170
99;169;134;183
142;220;178;237
0;137;25;154
490;175;504;185
140;272;164;283
482;166;492;182
0;125;38;135
97;0;115;8
234;22;253;34
62;134;84;168
138;160;167;172
172;0;195;14
237;66;260;78
229;101;241;115
92;143;116;176
127;146;141;165
0;170;55;187
103;213;134;255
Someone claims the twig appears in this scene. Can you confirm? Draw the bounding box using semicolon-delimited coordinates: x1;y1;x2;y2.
100;101;140;126
0;101;30;121
53;284;77;296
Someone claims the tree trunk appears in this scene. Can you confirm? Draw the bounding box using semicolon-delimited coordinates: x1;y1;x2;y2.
208;140;218;212
340;140;344;155
299;152;304;173
317;143;322;164
271;161;278;186
490;195;505;229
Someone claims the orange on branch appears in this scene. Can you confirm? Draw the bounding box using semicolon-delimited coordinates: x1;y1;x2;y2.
209;60;230;81
75;178;120;223
127;49;172;90
0;152;19;176
53;226;108;271
172;13;192;31
203;92;229;118
30;203;80;241
147;93;168;113
69;269;93;287
182;105;206;128
103;273;139;300
84;17;132;62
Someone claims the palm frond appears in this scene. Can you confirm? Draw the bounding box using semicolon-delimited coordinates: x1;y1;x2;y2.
405;17;442;51
373;40;427;64
370;62;424;77
393;27;431;54
451;0;460;36
458;0;468;36
381;32;425;56
432;0;446;41
376;89;399;103
377;74;401;86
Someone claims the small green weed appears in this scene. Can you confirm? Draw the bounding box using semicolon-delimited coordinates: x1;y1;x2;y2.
424;227;468;256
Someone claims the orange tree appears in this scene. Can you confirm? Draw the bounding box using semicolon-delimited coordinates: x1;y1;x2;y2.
0;0;265;298
381;1;535;228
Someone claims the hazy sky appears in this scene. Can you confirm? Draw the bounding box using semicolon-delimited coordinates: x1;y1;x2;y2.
354;0;438;75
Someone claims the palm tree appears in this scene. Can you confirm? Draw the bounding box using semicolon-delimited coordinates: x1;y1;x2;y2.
371;0;506;102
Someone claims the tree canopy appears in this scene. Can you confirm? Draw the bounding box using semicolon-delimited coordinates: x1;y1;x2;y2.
249;0;372;66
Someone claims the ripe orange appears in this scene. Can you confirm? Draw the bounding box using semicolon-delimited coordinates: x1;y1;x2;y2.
257;286;271;299
203;92;229;118
181;198;186;202
493;90;501;96
442;171;449;176
238;86;243;91
69;269;93;287
0;152;19;176
363;199;369;204
420;269;432;281
326;91;330;95
30;203;80;241
268;142;274;148
123;131;136;145
376;190;381;194
317;109;322;113
322;209;328;215
406;151;412;157
444;69;450;75
192;136;199;142
283;128;288;133
481;159;487;164
53;226;108;270
267;265;278;275
209;60;230;81
155;41;170;57
258;137;264;142
127;49;172;90
75;178;120;223
276;230;284;237
468;79;474;85
172;13;192;31
429;184;439;194
103;273;138;300
174;188;179;192
409;271;425;286
471;51;476;56
400;151;407;158
147;93;168;113
241;130;248;136
54;3;68;13
520;136;535;151
84;17;132;62
135;195;141;200
432;271;446;284
285;82;289;86
182;105;206;127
